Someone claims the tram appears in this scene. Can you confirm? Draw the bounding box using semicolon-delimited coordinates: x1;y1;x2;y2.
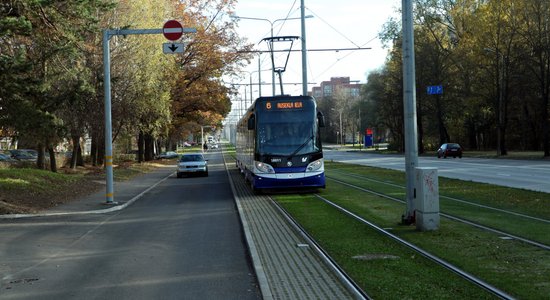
236;95;326;191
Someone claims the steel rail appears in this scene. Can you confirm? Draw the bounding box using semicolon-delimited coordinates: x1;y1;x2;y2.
328;176;550;251
268;196;371;300
313;193;516;300
330;170;550;224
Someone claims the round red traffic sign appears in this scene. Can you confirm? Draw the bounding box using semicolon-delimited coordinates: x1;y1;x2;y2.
163;20;183;41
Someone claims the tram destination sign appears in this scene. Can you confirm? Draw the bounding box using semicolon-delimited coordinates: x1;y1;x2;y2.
265;101;303;110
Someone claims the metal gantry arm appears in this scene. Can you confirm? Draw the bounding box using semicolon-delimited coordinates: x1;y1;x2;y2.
102;27;196;204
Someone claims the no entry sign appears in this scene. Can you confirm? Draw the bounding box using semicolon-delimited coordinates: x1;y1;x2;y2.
163;20;183;41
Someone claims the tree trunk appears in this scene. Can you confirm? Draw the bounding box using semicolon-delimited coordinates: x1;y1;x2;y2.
156;139;162;155
70;135;80;169
497;82;508;156
97;135;105;166
138;131;144;163
436;95;449;145
542;93;549;157
498;124;508;155
48;146;57;173
90;134;98;166
77;142;84;166
37;144;46;170
144;133;155;161
417;103;424;155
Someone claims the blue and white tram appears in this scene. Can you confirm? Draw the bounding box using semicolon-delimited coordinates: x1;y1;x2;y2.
236;95;326;191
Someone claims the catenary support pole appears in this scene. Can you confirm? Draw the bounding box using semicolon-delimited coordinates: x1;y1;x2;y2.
401;0;419;223
301;0;308;96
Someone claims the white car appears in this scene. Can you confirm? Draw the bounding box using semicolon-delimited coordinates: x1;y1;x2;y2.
177;153;208;177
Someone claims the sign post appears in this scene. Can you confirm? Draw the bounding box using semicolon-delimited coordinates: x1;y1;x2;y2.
102;23;196;204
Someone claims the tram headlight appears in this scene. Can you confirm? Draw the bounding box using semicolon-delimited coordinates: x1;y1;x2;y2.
306;158;323;172
254;161;275;173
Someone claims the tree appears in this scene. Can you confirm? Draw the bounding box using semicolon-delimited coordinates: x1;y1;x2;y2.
516;0;550;157
1;0;114;171
169;0;252;144
371;0;550;156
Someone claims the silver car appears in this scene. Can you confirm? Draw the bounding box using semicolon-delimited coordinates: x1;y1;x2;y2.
177;153;208;177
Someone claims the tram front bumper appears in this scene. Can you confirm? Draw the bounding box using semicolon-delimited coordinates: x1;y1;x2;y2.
253;172;325;189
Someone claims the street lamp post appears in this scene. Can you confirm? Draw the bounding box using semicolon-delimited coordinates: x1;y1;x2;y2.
239;68;265;107
331;108;343;145
231;14;313;96
339;110;343;145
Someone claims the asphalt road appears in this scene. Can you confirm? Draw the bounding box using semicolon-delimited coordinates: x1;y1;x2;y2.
323;149;550;193
0;149;261;299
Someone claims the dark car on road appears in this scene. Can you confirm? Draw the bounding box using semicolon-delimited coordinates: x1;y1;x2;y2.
0;153;17;163
158;151;179;159
7;149;36;161
437;143;463;158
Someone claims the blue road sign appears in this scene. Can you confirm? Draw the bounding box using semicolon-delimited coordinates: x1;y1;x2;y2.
427;85;443;95
364;135;373;147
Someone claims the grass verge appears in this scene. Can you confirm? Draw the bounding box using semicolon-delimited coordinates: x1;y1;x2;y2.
276;194;496;299
327;162;550;245
0;161;165;214
272;162;550;299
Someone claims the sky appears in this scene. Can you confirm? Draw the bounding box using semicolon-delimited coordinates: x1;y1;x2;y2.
229;0;402;98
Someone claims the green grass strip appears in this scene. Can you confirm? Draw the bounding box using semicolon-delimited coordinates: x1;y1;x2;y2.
274;179;550;299
326;162;550;246
0;168;81;193
275;193;497;299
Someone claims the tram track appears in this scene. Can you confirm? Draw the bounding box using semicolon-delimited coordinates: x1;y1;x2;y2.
222;146;369;299
326;173;550;251
222;144;547;298
267;195;371;300
331;169;550;224
309;192;515;300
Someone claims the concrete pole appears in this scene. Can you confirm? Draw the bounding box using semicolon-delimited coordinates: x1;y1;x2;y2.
339;111;343;145
102;30;115;204
402;0;419;223
244;85;248;109
201;126;204;153
258;55;262;97
300;0;308;96
249;74;253;105
270;25;276;96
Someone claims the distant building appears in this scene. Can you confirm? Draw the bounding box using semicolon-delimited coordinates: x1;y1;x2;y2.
310;77;362;99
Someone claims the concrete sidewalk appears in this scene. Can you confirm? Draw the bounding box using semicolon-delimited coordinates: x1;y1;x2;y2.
227;163;359;299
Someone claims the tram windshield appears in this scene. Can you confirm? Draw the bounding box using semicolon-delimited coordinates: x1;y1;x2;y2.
257;111;320;156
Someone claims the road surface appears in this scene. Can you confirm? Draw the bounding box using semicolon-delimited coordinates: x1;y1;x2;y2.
323;150;550;193
0;150;261;299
